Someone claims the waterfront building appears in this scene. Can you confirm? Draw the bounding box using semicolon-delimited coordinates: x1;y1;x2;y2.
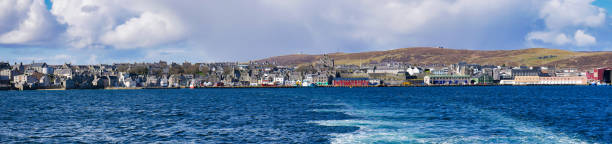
333;78;369;87
586;68;612;84
168;75;185;87
124;78;137;88
424;75;471;85
313;74;331;86
13;74;37;88
61;78;75;89
273;75;285;85
500;76;587;85
34;73;51;88
146;75;159;87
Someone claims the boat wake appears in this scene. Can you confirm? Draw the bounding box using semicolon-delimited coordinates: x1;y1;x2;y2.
310;103;589;144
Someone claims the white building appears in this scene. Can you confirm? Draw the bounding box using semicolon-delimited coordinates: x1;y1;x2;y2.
274;76;285;85
500;76;587;85
406;67;421;75
123;78;137;87
13;74;37;85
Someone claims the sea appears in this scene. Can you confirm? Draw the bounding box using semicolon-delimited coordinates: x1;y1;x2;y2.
0;86;610;143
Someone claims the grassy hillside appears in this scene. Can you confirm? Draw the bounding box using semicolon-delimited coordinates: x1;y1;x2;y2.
255;47;612;70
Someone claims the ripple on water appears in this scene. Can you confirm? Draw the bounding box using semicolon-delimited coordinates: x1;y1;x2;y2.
0;89;357;143
311;103;589;144
1;87;610;143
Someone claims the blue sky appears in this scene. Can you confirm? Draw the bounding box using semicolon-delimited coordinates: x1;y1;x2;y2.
594;0;612;13
44;0;52;10
1;0;612;64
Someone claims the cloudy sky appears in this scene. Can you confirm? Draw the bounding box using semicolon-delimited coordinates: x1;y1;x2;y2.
1;0;611;64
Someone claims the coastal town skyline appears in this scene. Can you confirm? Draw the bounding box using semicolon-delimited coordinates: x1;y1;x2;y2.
2;50;611;91
2;0;612;64
2;1;612;143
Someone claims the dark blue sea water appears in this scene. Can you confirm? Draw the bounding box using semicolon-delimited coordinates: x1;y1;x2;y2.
0;87;611;143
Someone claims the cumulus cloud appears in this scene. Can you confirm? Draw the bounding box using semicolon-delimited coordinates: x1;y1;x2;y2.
0;0;59;44
527;31;572;45
100;12;185;49
50;0;185;49
539;0;606;29
574;30;596;46
526;0;606;46
527;30;597;46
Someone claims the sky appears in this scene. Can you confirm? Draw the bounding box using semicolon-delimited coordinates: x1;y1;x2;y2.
1;0;612;64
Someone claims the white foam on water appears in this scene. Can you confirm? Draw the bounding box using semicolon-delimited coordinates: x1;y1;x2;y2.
311;119;436;144
310;103;592;144
465;105;589;144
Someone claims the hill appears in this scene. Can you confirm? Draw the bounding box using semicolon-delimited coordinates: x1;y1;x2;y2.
255;47;612;70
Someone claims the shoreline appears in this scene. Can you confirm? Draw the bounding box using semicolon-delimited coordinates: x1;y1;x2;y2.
1;84;606;91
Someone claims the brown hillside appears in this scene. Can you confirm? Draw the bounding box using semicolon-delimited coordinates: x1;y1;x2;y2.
255;47;612;70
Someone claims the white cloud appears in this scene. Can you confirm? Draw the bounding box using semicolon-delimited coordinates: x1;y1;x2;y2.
527;30;596;46
574;30;596;46
100;12;185;49
318;0;534;47
539;0;606;30
527;31;571;45
526;0;606;46
248;0;542;52
0;0;58;44
50;0;185;49
1;0;611;63
51;0;130;48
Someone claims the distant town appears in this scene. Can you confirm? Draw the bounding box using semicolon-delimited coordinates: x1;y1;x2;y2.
0;54;611;90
